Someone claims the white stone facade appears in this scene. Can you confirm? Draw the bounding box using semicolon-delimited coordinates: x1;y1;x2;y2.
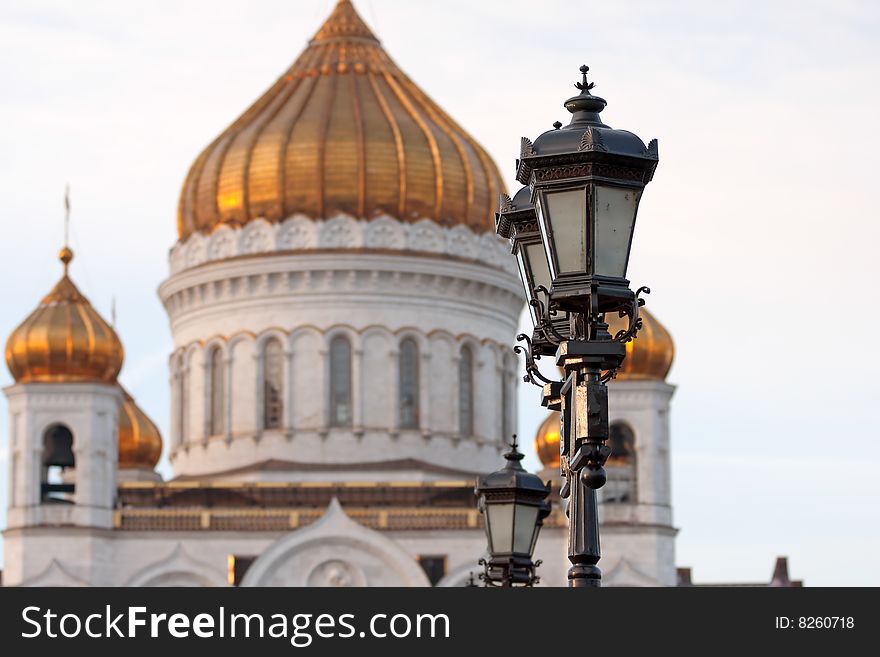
4;382;122;530
158;215;523;479
3;382;122;585
5;506;490;587
2;213;679;588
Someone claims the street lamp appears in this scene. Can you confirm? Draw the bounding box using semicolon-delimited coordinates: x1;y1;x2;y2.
475;436;551;587
499;65;659;587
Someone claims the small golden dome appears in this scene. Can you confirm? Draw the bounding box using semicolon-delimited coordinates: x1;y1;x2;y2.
5;249;124;384
177;0;505;240
606;308;674;381
118;388;162;470
535;412;561;469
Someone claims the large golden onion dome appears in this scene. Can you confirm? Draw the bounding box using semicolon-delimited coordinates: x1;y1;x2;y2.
177;0;505;240
5;248;124;384
606;308;674;381
118;388;162;470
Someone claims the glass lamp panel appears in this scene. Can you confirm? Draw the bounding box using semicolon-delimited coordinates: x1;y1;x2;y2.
517;241;552;327
516;248;539;327
539;189;588;276
513;504;540;555
486;503;514;555
529;520;542;555
593;186;641;278
527;242;552;294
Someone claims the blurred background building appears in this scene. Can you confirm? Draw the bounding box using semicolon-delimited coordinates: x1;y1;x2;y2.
1;0;795;587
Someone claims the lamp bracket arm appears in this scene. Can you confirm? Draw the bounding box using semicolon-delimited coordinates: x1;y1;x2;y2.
612;286;651;344
533;285;566;345
514;333;554;387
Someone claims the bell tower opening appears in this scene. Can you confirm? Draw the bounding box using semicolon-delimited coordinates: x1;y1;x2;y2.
41;423;75;504
604;421;636;504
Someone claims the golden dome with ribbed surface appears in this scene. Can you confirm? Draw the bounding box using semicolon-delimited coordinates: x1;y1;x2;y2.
606;308;674;381
118;388;162;470
5;248;124;384
177;0;505;240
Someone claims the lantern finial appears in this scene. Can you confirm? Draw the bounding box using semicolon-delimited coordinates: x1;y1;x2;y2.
565;65;606;118
503;435;525;465
575;65;594;92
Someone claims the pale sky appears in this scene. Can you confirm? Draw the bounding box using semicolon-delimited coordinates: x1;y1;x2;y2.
1;0;878;586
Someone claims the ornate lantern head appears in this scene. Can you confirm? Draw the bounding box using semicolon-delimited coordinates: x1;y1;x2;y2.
497;187;568;357
516;65;659;316
475;437;551;585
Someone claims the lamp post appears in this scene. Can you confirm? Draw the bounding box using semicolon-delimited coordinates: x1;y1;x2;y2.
475;436;551;587
498;65;659;587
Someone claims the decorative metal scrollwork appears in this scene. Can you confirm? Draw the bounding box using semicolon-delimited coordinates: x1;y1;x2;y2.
600;368;618;384
478;557;542;587
612;286;650;344
531;285;567;345
513;333;554;388
517;286;651;388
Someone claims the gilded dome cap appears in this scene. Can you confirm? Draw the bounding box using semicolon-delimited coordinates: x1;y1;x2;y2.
118;388;162;470
5;249;124;384
606;307;674;381
535;412;561;469
177;0;505;240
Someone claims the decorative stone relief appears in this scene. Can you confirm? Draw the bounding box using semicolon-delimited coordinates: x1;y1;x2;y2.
364;215;405;249
306;559;365;587
278;215;318;250
447;225;479;260
168;214;516;277
240;219;274;255
207;226;236;261
408;219;445;254
184;233;207;269
320;215;363;249
240;499;431;587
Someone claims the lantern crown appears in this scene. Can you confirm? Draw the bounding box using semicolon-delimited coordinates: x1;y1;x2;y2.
516;65;659;185
475;436;551;500
495;186;536;239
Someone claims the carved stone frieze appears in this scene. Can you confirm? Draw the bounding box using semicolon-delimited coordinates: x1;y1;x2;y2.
169;214;515;276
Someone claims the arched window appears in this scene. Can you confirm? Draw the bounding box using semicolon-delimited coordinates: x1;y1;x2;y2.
458;345;474;436
41;424;75;503
263;339;284;430
609;422;635;462
209;346;225;436
179;356;189;445
399;338;419;429
606;421;636;504
329;335;352;426
501;366;512;442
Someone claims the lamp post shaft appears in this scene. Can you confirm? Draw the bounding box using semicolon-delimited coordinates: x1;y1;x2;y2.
562;351;612;587
568;480;601;587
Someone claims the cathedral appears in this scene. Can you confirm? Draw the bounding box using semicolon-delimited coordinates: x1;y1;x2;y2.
2;1;793;588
